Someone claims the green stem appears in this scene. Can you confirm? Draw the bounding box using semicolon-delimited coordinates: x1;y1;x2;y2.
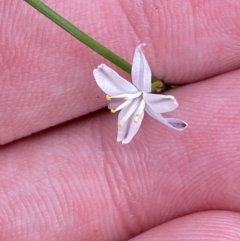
23;0;166;89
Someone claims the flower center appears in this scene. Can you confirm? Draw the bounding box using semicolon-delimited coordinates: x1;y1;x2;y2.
123;92;142;101
108;91;142;114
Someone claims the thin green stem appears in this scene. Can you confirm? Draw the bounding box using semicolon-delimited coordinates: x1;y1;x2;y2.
23;0;166;88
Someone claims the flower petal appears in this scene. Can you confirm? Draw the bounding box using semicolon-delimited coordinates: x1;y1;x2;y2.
121;111;144;144
143;92;178;113
93;64;138;96
117;98;144;144
145;105;188;131
131;44;151;92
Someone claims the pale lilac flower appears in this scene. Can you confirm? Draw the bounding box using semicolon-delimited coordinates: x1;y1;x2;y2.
93;44;187;144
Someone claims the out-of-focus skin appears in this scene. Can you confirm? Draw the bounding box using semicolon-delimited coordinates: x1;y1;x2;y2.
0;0;240;240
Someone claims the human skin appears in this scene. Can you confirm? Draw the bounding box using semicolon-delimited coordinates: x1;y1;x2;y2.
0;0;240;240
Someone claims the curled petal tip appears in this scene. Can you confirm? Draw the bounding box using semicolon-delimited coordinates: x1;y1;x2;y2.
137;43;146;50
174;100;179;107
168;118;188;131
163;94;177;101
98;64;107;69
98;64;104;69
120;140;129;145
117;138;124;144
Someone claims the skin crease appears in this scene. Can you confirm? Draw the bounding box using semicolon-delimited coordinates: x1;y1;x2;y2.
0;0;240;240
129;212;240;241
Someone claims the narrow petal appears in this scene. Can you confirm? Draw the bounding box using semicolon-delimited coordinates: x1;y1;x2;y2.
145;105;188;131
143;92;178;113
117;98;144;144
93;64;138;96
121;111;144;144
118;98;140;128
131;44;151;92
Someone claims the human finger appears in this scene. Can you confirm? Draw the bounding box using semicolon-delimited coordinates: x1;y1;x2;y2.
1;69;240;240
129;211;240;241
1;0;240;144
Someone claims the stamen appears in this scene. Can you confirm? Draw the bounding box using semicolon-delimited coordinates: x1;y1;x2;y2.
119;98;140;126
136;99;145;116
106;95;111;101
109;92;142;101
110;94;129;99
110;109;116;113
133;99;145;122
115;99;133;112
124;92;142;100
119;122;124;128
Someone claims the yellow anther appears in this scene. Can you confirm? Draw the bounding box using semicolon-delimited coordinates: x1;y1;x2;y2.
119;122;124;128
134;119;139;123
110;109;116;113
124;96;129;101
136;112;141;117
106;95;111;101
